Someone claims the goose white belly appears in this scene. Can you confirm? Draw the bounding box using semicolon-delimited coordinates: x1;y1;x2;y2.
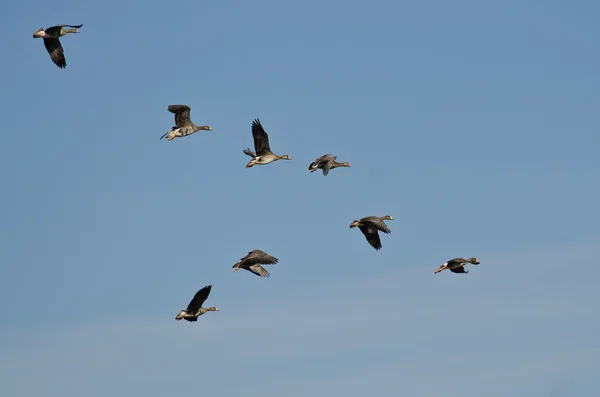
166;127;181;139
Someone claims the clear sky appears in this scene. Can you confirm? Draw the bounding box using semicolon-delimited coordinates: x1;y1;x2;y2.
1;0;599;396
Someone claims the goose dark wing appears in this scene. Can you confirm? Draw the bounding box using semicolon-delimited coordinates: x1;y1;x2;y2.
43;24;83;38
359;216;379;223
449;266;468;274
358;225;382;250
186;285;212;313
43;38;66;68
368;218;392;234
318;154;336;162
320;156;336;176
43;26;63;37
251;119;272;155
244;250;279;266
168;105;192;127
55;24;83;29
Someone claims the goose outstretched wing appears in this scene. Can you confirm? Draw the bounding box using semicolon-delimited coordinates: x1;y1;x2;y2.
251;119;272;155
186;285;212;313
43;38;66;68
168;105;193;127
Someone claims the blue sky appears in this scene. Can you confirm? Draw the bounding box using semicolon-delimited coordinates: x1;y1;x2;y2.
1;0;599;396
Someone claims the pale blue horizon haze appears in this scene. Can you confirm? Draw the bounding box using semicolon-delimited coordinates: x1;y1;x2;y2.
1;1;599;396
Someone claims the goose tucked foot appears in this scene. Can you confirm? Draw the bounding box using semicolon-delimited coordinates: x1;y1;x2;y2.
246;159;257;168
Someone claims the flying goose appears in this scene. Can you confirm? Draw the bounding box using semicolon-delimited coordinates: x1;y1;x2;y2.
349;215;394;250
161;105;213;141
232;250;279;277
32;24;82;69
243;119;291;167
175;285;219;322
434;257;480;274
308;154;351;176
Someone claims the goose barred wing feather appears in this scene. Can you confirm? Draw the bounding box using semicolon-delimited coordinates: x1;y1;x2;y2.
43;38;66;68
246;250;279;265
373;220;392;234
251;119;272;155
186;285;212;313
362;217;391;234
243;250;279;266
358;225;383;250
319;154;336;162
248;264;271;278
168;105;193;127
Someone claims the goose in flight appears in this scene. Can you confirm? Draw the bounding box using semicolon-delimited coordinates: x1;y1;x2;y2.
32;24;82;69
349;215;394;250
434;257;480;274
308;154;351;176
175;285;219;322
232;250;279;277
160;104;212;141
243;119;291;167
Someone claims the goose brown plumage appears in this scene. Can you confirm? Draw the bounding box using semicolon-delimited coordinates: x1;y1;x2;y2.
308;154;351;176
434;257;480;274
232;250;279;277
175;285;219;322
32;24;83;69
160;104;213;141
349;215;394;250
243;119;291;167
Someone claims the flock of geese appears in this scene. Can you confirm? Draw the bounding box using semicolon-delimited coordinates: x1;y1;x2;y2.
32;23;483;323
